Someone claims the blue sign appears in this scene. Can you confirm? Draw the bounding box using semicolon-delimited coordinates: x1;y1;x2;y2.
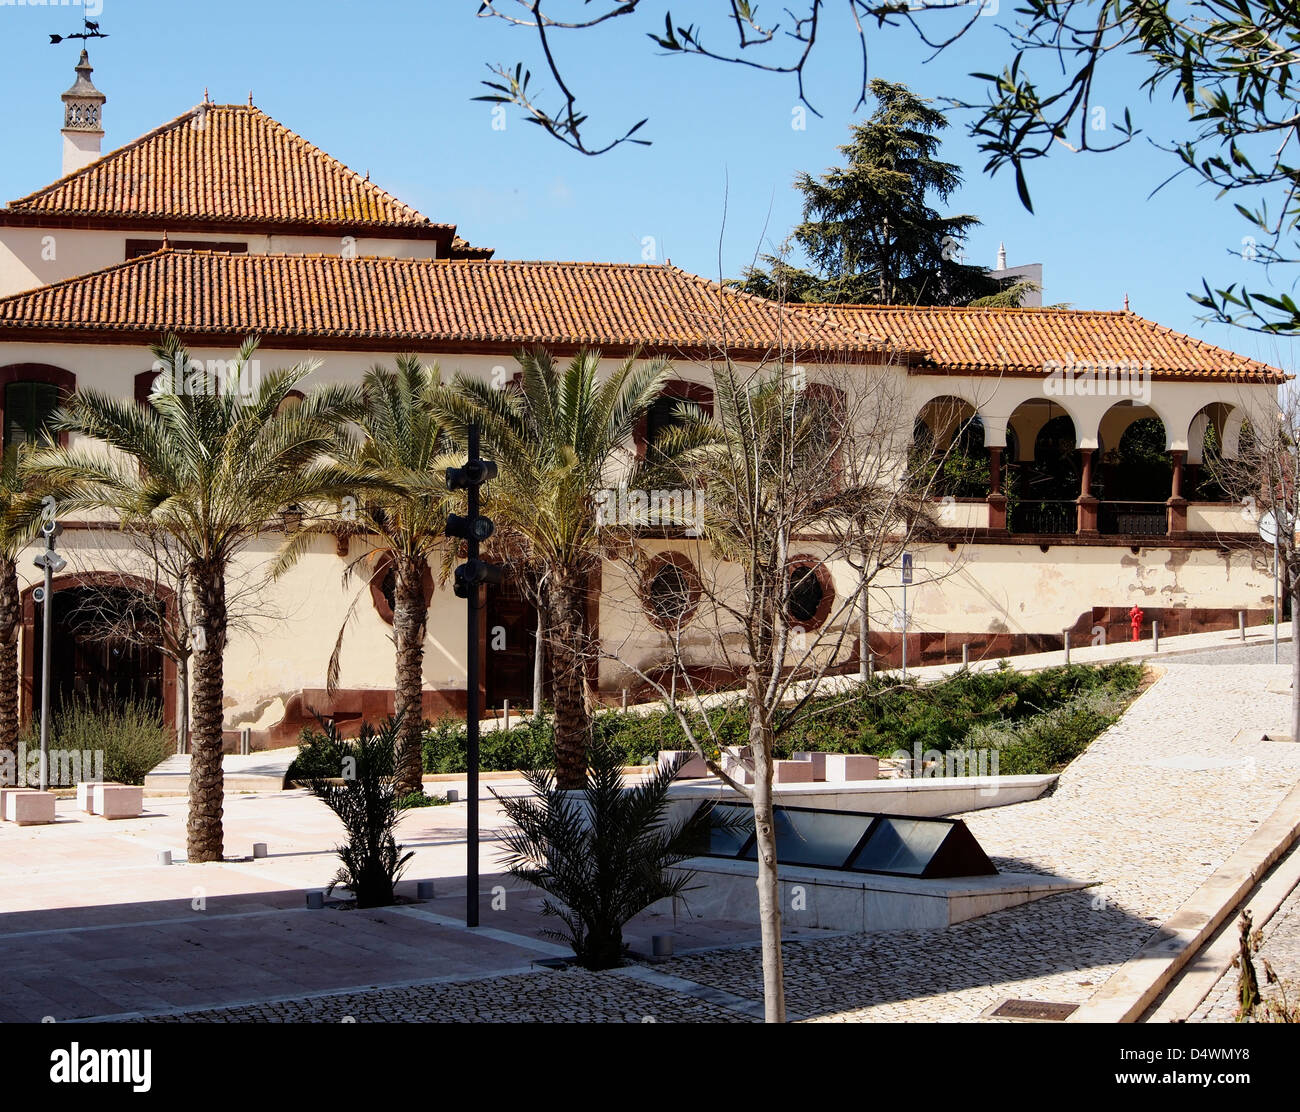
901;553;913;585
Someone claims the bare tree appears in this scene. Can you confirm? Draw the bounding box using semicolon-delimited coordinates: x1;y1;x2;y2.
61;521;288;753
1204;389;1298;735
598;348;960;1021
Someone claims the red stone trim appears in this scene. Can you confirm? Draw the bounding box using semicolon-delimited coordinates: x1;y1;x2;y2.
785;554;835;631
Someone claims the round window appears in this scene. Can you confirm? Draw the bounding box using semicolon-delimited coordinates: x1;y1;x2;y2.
785;561;833;629
643;556;700;630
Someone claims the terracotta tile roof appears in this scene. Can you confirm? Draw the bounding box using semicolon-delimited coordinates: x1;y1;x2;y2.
790;303;1286;382
0;250;889;356
1;104;492;254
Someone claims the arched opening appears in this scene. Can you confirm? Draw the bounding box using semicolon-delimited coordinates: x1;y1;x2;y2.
21;573;176;730
910;397;989;499
1097;403;1170;535
1005;400;1082;534
634;381;714;460
1186;402;1239;501
0;364;76;461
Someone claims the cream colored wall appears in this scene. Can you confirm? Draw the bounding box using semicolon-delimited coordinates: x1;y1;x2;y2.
0;227;443;297
0;334;1282;725
596;538;1274;690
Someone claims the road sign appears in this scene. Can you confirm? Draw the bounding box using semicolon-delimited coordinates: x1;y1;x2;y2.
901;553;913;585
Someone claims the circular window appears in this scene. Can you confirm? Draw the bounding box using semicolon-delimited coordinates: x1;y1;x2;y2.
642;554;701;630
369;555;434;626
785;558;834;630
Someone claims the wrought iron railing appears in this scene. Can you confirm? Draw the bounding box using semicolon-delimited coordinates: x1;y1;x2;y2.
1099;501;1168;536
1009;500;1076;534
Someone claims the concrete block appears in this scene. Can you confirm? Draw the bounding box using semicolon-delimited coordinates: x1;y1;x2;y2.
823;754;880;783
658;750;709;779
76;781;119;812
93;784;143;820
0;786;36;819
773;760;815;784
7;791;56;825
791;752;828;781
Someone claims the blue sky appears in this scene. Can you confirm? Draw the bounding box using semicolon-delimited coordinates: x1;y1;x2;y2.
0;0;1294;370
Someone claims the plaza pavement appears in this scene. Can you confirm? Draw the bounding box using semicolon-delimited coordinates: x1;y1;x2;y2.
3;629;1300;1023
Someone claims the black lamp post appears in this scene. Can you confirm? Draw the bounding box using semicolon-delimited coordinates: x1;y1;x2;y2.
32;520;66;792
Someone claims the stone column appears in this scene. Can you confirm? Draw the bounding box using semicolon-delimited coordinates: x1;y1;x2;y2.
1167;449;1188;537
986;444;1007;531
1076;448;1098;535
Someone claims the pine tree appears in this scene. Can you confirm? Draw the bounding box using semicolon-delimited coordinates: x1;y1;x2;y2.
737;80;1004;307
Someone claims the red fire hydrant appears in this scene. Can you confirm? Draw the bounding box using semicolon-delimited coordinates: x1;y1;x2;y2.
1129;604;1144;643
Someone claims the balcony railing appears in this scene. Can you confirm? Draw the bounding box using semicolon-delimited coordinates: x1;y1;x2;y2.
1009;500;1076;534
1099;500;1168;537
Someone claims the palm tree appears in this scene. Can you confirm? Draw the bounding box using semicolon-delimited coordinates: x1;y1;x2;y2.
275;355;455;797
24;335;367;861
0;449;46;761
437;348;677;788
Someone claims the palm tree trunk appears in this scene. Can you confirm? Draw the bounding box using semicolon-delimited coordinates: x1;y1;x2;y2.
0;556;19;761
392;553;428;797
188;562;227;862
547;568;591;789
747;667;786;1023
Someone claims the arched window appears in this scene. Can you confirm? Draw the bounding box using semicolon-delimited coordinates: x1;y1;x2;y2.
635;382;714;459
0;365;75;457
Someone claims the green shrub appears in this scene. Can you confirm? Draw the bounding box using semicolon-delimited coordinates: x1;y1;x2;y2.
414;661;1144;777
493;742;716;969
398;790;449;809
304;718;414;909
24;696;172;786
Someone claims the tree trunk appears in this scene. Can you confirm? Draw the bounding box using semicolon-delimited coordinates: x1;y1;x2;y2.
747;667;786;1023
175;652;191;755
1291;576;1299;743
547;568;592;789
533;605;545;718
0;556;19;760
858;575;871;682
187;562;228;862
392;553;429;797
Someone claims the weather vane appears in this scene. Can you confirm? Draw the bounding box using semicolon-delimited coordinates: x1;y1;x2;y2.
49;18;109;46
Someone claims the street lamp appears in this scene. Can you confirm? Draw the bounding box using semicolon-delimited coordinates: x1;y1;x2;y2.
32;520;66;792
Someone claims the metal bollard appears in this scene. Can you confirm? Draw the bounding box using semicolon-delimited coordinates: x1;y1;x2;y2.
446;788;459;803
240;727;251;756
417;880;436;900
961;643;969;667
651;934;674;958
1152;621;1159;652
157;851;172;867
253;842;268;859
1240;611;1247;640
503;699;511;730
622;688;628;711
1063;631;1070;665
306;891;325;910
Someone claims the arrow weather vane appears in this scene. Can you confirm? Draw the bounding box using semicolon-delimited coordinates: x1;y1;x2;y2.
49;18;109;46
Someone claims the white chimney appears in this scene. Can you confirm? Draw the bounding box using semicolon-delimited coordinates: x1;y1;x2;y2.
996;242;1007;271
61;50;106;176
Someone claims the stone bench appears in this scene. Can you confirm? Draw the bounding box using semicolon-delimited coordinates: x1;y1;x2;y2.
772;759;815;784
93;783;144;820
657;750;709;779
791;751;827;781
6;790;55;826
823;753;879;783
77;781;122;812
0;786;36;819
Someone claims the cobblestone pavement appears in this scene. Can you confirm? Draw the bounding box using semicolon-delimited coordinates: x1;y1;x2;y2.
129;967;754;1023
1192;860;1300;1023
144;662;1300;1023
